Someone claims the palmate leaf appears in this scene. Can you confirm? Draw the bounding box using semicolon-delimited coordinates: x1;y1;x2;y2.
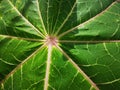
0;0;120;90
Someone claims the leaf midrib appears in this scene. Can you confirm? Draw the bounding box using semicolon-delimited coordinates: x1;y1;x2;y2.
44;43;52;90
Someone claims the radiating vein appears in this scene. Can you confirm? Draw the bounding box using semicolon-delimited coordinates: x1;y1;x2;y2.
0;35;44;42
46;0;50;34
56;45;99;90
7;0;45;38
0;44;46;84
44;44;52;90
58;1;116;38
52;0;62;34
59;40;120;43
36;0;47;35
55;0;77;35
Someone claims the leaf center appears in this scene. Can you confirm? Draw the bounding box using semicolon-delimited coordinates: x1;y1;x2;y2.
45;36;58;46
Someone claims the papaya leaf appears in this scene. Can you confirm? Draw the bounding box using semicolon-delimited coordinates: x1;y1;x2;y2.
0;0;120;90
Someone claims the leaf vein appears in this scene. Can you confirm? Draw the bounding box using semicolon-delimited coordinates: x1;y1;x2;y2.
55;45;99;90
58;1;116;38
7;0;45;38
36;0;48;35
0;44;46;84
55;0;77;35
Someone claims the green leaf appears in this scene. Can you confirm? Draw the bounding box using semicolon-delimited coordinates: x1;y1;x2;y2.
0;0;120;90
